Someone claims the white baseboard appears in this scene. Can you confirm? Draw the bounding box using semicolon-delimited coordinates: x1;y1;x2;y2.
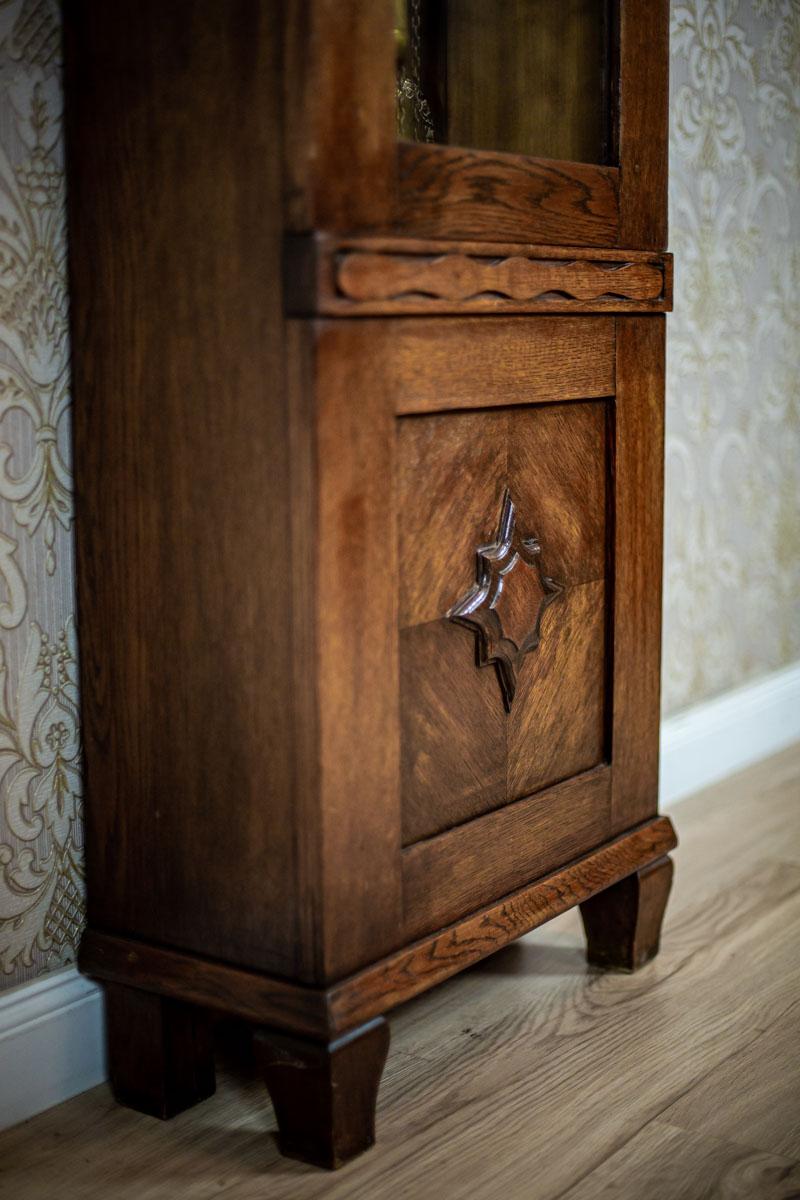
0;966;105;1130
660;661;800;807
1;662;798;1131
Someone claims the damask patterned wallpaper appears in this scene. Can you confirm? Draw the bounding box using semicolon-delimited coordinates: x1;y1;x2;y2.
0;1;797;992
0;0;81;992
663;0;800;710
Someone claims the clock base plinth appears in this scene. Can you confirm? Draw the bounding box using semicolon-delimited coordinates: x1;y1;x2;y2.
83;817;676;1168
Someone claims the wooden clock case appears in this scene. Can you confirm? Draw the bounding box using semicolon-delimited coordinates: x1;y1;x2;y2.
65;0;677;1170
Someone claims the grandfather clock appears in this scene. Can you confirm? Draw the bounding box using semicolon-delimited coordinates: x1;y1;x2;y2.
65;0;675;1170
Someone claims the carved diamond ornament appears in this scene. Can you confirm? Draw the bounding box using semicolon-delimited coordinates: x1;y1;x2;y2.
447;489;564;711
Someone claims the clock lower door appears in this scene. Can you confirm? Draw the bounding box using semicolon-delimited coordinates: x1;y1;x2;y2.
296;313;664;964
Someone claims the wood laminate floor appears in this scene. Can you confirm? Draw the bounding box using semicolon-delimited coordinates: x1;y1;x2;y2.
1;745;799;1200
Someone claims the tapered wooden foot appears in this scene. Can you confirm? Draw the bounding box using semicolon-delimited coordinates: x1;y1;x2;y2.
103;981;216;1118
255;1017;390;1169
580;855;674;971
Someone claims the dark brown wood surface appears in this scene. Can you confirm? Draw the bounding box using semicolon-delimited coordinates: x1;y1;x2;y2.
64;0;301;978
281;1;668;250
287;321;403;981
609;317;666;835
400;584;606;852
402;767;612;940
581;855;674;970
379;316;616;414
397;398;606;630
337;252;662;306
505;582;605;793
395;142;620;244
67;0;673;1166
399;618;506;836
397;399;609;847
256;1019;390;1169
283;0;396;231
617;0;670;248
79;931;335;1038
104;982;216;1120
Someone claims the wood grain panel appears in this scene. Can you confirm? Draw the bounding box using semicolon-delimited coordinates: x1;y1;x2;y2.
507;581;606;801
609;318;665;834
395;142;619;245
400;585;605;846
305;321;404;979
508;399;607;588
397;408;505;628
397;399;608;628
384;317;614;415
401;766;613;940
400;620;506;844
398;397;609;844
64;0;299;976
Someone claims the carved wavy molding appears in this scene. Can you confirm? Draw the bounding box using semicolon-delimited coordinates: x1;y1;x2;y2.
284;234;673;316
337;252;664;304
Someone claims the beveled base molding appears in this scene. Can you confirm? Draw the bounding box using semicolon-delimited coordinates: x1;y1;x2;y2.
80;815;677;1040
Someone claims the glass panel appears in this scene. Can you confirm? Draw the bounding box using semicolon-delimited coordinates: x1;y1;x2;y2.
395;0;614;165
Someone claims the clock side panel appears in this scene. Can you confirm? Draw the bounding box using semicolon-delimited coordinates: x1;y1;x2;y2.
65;0;311;980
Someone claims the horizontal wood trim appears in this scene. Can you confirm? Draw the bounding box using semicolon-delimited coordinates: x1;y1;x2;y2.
80;816;676;1040
402;766;612;941
339;255;662;309
372;316;615;416
79;931;333;1038
329;815;678;1032
394;142;619;246
285;234;673;316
